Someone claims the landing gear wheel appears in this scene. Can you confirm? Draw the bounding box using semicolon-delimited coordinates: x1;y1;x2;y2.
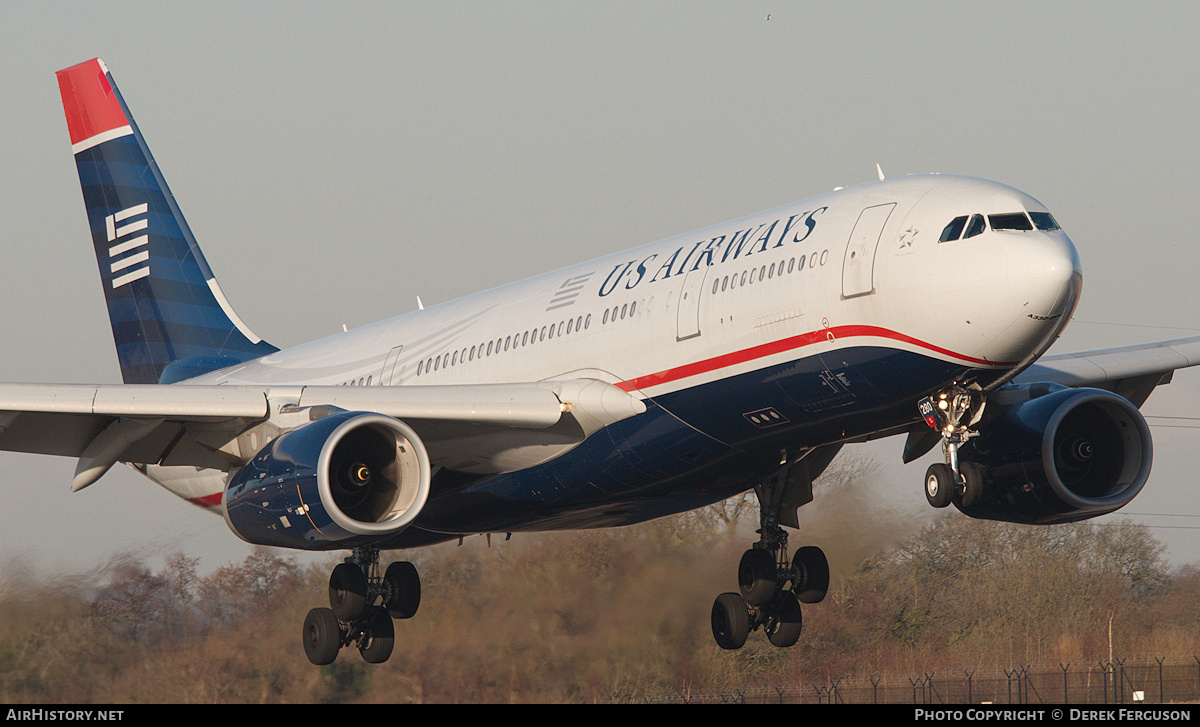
329;563;369;621
955;462;987;509
766;592;803;648
383;561;421;620
792;545;829;604
358;607;395;664
711;453;837;651
302;607;343;666
738;548;777;606
925;463;954;509
711;592;750;650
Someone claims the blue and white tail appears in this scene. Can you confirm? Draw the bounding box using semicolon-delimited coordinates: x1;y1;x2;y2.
56;58;278;384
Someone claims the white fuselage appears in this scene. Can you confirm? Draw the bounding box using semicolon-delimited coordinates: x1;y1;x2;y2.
197;175;1078;395
158;174;1080;516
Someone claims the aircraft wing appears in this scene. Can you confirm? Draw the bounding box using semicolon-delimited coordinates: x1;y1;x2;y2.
0;380;645;490
903;335;1200;464
1015;334;1200;405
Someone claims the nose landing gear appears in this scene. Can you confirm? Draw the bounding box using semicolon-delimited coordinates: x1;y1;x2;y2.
918;386;987;509
303;546;422;665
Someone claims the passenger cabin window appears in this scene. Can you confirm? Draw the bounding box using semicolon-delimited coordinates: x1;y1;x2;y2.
989;212;1033;231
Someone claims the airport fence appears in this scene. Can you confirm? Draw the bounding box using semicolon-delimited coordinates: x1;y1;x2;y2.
643;655;1200;704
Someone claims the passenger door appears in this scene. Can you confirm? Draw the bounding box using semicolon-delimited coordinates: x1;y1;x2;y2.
380;345;405;385
841;203;895;299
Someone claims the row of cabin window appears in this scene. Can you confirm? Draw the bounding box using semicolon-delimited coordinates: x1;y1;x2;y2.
601;298;643;324
416;313;594;377
711;250;830;295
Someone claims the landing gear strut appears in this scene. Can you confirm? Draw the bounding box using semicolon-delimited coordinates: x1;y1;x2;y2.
710;451;831;650
302;546;421;665
918;386;986;510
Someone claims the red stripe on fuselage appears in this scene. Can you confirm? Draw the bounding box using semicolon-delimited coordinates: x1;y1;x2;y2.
617;325;1013;393
189;491;223;509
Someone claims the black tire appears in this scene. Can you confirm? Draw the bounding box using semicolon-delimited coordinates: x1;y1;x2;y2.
383;561;421;620
766;591;803;648
924;463;954;508
302;607;342;666
358;607;395;664
711;592;750;650
956;462;987;509
792;545;829;604
329;563;369;621
738;547;777;606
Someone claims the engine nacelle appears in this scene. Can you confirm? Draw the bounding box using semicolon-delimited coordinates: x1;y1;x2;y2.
223;411;431;549
956;387;1152;525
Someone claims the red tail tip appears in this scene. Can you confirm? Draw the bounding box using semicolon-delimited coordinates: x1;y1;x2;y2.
56;58;129;150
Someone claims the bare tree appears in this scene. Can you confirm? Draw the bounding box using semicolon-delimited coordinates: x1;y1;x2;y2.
88;555;167;644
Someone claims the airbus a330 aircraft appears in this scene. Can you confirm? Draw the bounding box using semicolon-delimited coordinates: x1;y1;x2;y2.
9;58;1200;665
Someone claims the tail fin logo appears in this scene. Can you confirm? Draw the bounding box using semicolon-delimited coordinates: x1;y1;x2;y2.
106;203;150;288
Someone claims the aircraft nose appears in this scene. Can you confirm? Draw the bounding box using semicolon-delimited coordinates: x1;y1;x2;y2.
992;230;1082;363
1006;231;1082;319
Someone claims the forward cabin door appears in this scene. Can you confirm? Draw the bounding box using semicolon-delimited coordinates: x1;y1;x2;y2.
841;203;895;299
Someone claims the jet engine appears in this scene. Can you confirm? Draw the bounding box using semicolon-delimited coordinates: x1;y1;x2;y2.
955;387;1152;525
223;411;431;549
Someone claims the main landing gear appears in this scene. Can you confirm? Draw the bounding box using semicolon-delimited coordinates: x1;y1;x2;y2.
710;450;832;650
302;546;421;666
919;386;987;510
711;542;829;649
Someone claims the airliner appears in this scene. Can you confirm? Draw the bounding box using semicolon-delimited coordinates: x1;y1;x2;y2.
6;58;1199;664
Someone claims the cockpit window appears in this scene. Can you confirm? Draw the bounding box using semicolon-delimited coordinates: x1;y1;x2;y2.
1029;211;1060;231
938;211;1058;243
939;216;967;242
964;214;986;239
988;212;1034;231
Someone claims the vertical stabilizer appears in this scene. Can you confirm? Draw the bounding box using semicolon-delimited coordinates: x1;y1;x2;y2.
56;58;277;384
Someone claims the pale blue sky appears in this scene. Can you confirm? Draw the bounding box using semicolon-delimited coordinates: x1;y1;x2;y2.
2;2;1199;579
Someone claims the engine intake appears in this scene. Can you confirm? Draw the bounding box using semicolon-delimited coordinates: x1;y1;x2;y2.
956;387;1152;524
223;411;431;549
